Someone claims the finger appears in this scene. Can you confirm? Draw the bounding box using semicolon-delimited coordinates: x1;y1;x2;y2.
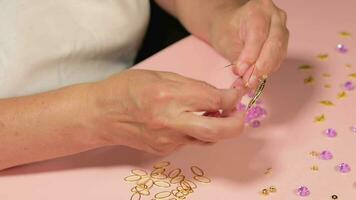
174;110;246;143
233;16;270;77
181;84;245;113
244;16;289;88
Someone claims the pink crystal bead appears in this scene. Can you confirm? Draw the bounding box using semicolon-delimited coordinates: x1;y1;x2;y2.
351;126;356;133
246;106;267;122
344;81;355;91
324;128;337;137
338;163;351;173
336;44;348;53
297;186;310;197
320;150;333;160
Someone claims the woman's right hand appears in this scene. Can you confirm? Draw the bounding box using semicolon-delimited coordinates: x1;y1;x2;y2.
91;69;247;155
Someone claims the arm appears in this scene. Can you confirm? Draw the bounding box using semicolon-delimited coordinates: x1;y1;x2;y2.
0;70;245;170
0;83;106;170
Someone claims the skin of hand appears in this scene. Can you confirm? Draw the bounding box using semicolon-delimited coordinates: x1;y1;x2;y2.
0;69;246;170
156;0;289;88
93;69;247;155
209;0;289;88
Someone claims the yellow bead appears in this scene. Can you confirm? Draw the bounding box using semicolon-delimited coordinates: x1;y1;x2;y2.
261;189;269;196
269;186;277;193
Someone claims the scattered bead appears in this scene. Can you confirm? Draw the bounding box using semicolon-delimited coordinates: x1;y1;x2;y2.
339;31;352;38
298;64;312;70
343;81;355;91
331;194;338;199
304;76;314;84
297;186;310;197
338;163;351;173
324;84;332;88
320;150;333;160
311;165;319;171
351;126;356;133
317;54;329;61
269;186;277;193
324;128;337;137
336;44;348;53
246;105;267;123
349;73;356;79
337;91;347;99
310;151;320;157
320;101;335;106
264;168;272;175
314;114;326;123
261;189;269;196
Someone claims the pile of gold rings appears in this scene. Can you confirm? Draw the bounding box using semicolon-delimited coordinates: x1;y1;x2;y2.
124;161;211;200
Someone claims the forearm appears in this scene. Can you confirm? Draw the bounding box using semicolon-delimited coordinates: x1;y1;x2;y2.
156;0;247;42
0;83;105;170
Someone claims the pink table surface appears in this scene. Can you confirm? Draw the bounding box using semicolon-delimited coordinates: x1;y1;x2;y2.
1;0;356;199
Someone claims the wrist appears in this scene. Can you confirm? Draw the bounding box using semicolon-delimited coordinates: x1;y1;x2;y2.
86;73;134;147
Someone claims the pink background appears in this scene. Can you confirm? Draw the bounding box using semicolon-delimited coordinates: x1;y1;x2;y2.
1;0;355;199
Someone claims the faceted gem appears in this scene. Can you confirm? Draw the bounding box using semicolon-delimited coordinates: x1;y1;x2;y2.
338;163;351;173
324;128;337;137
297;186;310;197
246;105;267;123
319;150;333;160
343;81;355;91
336;44;348;53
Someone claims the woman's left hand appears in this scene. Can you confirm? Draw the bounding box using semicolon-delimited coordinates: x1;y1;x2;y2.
208;0;289;88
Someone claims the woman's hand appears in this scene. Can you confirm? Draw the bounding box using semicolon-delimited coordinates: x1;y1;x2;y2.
93;69;247;154
208;0;289;87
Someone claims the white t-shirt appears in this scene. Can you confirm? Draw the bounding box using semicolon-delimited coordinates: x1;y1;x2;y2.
0;0;150;98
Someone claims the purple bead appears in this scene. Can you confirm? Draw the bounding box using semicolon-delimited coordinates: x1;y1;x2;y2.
251;120;261;128
319;150;333;160
297;186;310;197
246;105;267;122
344;81;355;91
338;163;351;173
324;128;337;137
351;126;356;133
336;44;348;53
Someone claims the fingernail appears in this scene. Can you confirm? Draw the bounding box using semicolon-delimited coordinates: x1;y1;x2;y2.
236;62;250;76
231;78;244;89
